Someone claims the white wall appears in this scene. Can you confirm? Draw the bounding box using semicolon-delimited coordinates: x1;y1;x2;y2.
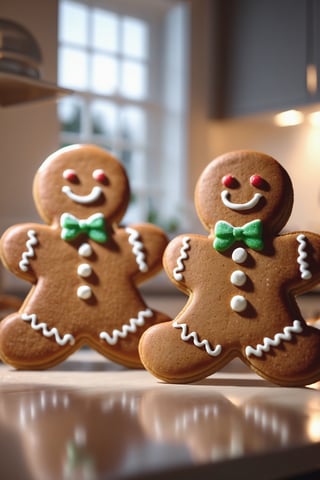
0;0;60;290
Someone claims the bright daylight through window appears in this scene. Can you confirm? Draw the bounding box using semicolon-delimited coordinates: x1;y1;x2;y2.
58;0;189;232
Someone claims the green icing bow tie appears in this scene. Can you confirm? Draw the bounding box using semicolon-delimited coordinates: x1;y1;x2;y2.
60;213;108;243
214;219;264;252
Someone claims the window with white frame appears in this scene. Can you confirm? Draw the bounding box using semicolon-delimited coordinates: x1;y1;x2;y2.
57;0;189;231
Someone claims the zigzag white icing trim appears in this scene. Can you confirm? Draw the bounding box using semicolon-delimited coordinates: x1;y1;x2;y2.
19;230;38;272
173;236;191;281
173;320;222;357
100;308;153;345
21;313;75;346
297;234;312;279
245;320;303;358
126;227;148;272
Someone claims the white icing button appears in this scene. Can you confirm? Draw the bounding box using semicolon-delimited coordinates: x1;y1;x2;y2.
77;263;92;278
230;295;247;312
230;270;247;287
77;285;92;300
232;247;247;264
78;243;93;257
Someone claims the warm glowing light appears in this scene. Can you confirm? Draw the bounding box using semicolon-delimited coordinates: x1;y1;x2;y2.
274;110;304;127
308;111;320;127
307;413;320;442
307;64;318;94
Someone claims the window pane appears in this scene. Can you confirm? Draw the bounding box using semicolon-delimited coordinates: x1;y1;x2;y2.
120;106;146;144
122;17;148;59
124;193;146;224
120;60;147;100
119;149;145;184
120;148;133;176
90;100;118;139
59;0;88;46
91;53;118;94
58;96;83;133
92;8;119;53
58;46;88;90
128;150;146;186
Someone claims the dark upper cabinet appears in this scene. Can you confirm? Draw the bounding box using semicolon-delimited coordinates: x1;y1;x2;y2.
212;0;320;118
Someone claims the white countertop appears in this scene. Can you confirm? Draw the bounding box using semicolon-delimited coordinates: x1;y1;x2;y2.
0;350;319;479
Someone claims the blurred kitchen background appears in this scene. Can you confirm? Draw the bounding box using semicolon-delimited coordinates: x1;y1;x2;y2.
1;0;320;318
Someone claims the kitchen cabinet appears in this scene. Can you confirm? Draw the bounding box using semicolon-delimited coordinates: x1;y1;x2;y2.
213;0;320;118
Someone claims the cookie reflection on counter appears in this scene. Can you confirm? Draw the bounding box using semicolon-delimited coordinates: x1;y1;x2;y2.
0;388;144;480
139;389;319;463
140;390;246;462
0;384;319;477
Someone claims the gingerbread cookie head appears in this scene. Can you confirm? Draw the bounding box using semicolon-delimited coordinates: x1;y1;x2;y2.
33;144;130;226
195;150;293;236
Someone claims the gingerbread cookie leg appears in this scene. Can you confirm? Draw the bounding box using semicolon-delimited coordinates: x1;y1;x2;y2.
139;318;232;384
243;323;320;386
96;307;171;369
0;311;77;369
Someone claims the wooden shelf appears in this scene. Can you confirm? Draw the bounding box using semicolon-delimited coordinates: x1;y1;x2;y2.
0;72;72;106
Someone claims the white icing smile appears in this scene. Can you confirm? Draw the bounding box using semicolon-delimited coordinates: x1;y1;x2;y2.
221;190;263;211
62;185;102;204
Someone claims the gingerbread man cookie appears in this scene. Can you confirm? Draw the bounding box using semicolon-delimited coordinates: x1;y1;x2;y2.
139;150;320;386
0;144;170;369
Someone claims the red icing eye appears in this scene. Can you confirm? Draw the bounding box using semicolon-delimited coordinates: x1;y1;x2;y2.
63;169;78;182
250;174;264;188
222;175;237;188
92;169;107;183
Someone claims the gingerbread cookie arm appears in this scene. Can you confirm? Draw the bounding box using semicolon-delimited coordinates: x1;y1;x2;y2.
0;224;40;282
163;234;208;294
275;231;320;294
123;223;168;281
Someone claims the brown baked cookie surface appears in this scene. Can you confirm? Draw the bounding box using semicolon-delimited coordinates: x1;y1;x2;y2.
0;144;170;369
139;150;320;386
